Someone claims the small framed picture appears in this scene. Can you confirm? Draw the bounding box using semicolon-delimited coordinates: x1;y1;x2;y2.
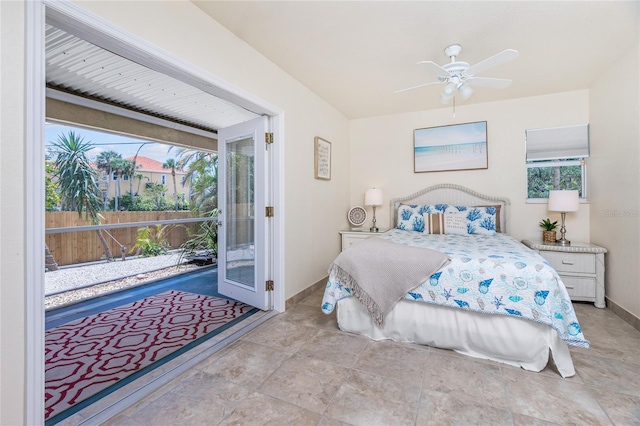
314;137;332;180
414;121;488;173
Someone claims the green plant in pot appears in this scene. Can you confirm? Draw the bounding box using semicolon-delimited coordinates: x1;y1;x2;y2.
539;218;558;243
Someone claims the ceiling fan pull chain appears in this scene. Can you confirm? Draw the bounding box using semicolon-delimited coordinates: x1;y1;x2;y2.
453;96;456;117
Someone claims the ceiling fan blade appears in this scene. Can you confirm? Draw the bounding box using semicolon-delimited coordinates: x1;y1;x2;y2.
465;49;519;76
393;80;442;94
417;60;448;76
467;77;513;89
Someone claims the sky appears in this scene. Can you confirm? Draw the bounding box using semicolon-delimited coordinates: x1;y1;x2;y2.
45;122;178;163
414;121;487;147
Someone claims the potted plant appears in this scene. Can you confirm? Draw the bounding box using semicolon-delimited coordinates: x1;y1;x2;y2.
539;218;558;243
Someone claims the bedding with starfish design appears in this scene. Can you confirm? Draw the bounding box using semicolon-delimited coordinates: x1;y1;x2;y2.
322;229;589;348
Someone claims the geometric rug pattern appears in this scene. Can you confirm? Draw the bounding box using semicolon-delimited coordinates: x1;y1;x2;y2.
45;290;253;422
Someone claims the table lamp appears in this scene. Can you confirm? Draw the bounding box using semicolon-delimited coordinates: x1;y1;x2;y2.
365;187;383;232
547;190;579;246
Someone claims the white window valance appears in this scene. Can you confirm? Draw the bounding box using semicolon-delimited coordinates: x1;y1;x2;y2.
525;124;589;161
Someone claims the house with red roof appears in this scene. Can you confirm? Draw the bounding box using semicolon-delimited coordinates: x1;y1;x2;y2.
97;155;190;206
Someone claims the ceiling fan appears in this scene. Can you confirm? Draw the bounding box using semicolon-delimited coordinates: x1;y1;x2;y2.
395;44;519;104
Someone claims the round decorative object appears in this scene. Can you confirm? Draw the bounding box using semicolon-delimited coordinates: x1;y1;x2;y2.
348;206;367;227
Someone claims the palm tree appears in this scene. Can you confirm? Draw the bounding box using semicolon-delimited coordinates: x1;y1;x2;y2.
174;148;218;215
120;159;139;205
110;157;129;211
52;131;114;261
95;150;121;210
162;158;179;210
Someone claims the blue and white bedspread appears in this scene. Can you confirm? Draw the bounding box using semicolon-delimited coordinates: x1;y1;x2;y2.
322;229;589;348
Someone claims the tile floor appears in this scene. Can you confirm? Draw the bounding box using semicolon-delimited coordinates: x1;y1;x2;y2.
101;290;640;425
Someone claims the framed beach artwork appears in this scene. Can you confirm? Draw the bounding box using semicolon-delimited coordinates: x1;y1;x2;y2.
414;121;488;173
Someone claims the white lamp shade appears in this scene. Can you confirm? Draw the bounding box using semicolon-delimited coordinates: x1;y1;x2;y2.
548;190;579;212
365;188;383;206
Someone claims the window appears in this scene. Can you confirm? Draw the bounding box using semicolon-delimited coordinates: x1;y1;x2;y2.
123;174;129;181
161;175;166;185
181;176;186;187
526;124;589;201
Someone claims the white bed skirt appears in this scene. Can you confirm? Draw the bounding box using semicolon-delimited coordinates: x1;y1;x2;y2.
337;297;576;377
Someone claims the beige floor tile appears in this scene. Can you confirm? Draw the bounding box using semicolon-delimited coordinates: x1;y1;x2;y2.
259;354;349;413
317;415;353;426
241;316;319;354
511;413;562;425
572;352;640;397
170;370;252;410
589;387;640;425
217;392;321;425
101;413;146;426
197;340;290;389
353;340;429;387
421;352;509;410
296;328;370;368
325;369;421;426
121;390;231;425
503;366;612;424
416;390;513;425
278;302;339;329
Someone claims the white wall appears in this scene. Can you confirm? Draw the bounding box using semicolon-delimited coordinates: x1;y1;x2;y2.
349;90;591;242
589;45;640;320
0;2;27;424
71;0;351;300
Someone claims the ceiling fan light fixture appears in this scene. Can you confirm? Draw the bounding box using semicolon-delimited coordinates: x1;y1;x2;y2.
440;91;454;105
459;84;474;100
443;82;456;95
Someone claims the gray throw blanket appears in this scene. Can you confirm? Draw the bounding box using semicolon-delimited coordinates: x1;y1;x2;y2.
329;237;450;327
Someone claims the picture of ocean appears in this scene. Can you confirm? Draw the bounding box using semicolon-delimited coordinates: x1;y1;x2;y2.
414;121;487;172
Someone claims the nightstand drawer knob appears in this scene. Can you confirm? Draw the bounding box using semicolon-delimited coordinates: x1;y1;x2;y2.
562;260;574;265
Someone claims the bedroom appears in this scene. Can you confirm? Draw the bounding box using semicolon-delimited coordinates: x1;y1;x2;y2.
1;0;639;423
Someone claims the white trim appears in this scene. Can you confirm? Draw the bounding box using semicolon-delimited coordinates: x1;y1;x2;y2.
272;113;286;312
47;88;219;139
25;1;46;423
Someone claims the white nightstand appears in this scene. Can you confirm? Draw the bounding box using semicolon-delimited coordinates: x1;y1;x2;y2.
521;239;607;308
340;229;387;252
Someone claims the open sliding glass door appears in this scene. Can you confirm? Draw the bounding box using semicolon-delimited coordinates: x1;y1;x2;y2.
217;116;271;310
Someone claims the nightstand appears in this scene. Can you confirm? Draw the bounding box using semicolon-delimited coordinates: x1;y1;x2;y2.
340;229;387;252
522;239;607;308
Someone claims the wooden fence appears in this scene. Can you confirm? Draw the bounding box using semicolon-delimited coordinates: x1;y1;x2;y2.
45;211;201;266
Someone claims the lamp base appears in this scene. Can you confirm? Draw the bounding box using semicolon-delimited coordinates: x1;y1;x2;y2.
370;226;379;233
555;238;571;246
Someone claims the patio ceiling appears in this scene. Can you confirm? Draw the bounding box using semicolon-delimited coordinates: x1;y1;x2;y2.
45;23;260;133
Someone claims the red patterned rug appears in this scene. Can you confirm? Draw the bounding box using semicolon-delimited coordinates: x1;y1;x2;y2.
45;290;255;422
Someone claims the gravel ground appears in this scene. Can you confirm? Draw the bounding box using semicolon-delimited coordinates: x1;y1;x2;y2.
45;251;188;295
44;251;214;309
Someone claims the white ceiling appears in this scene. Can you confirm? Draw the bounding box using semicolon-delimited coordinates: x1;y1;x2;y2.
194;1;639;119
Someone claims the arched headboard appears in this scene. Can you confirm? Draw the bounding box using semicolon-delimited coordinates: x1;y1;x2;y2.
389;184;511;234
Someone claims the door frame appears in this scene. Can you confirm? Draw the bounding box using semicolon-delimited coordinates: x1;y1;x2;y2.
26;1;286;420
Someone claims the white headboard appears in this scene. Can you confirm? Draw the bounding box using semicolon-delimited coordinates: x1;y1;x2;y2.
389;184;511;234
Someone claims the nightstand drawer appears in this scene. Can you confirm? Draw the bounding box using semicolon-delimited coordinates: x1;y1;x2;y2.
561;276;596;299
541;251;595;274
342;235;370;250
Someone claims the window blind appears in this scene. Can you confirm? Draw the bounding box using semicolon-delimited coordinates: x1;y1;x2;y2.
525;124;589;161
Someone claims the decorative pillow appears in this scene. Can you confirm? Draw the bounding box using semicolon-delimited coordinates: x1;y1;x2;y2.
398;203;501;234
422;212;469;235
396;204;428;232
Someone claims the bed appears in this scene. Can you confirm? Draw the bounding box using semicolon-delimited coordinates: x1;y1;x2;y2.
321;184;588;377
